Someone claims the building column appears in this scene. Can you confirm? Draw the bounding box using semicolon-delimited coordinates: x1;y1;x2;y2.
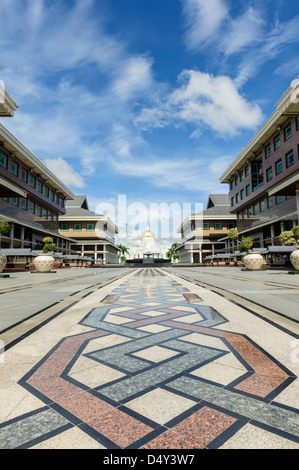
280;221;285;233
270;224;275;245
21;226;25;248
9;223;14;248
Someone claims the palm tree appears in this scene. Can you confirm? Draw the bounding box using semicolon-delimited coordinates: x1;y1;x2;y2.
117;244;130;263
166;242;181;262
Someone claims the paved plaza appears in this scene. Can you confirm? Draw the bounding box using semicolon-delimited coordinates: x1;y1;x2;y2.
0;266;299;450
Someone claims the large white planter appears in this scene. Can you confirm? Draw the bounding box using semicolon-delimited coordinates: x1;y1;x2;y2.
242;252;264;270
290;248;299;271
0;251;7;273
34;253;55;272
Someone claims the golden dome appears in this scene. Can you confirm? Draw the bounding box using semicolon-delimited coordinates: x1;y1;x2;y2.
141;226;155;239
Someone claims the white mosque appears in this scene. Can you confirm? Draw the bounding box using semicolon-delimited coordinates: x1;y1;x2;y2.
127;226;168;260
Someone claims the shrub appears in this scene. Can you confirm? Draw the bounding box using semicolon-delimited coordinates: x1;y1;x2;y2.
0;221;10;235
42;236;56;253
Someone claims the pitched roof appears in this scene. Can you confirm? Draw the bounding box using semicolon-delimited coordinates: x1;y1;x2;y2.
64;195;103;217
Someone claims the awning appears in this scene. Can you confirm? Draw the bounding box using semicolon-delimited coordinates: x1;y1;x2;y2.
268;172;299;197
0;176;27;198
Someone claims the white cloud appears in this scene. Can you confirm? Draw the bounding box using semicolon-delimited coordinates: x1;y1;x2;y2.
222;7;264;56
44;157;85;188
112;56;154;100
135;70;263;137
182;0;229;50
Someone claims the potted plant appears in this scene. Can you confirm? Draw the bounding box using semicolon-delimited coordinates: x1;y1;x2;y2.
228;228;263;270
0;220;10;273
33;236;56;272
279;226;299;271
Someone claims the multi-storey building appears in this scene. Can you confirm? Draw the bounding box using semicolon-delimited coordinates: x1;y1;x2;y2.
58;195;119;264
220;78;299;254
177;194;237;263
0;123;75;256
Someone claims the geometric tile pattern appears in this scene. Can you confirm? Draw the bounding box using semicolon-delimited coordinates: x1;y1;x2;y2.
0;268;298;449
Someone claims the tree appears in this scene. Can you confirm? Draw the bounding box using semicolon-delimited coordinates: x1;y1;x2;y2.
117;244;130;263
279;226;299;247
228;229;253;253
166;242;181;262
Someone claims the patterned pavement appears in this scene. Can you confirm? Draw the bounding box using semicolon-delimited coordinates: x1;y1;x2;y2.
0;268;299;449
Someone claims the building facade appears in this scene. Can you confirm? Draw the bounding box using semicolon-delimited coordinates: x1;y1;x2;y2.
0;124;75;256
58;195;119;264
220;77;299;254
177;194;237;263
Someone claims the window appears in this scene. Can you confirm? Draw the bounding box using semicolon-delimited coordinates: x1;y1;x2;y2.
285;150;294;168
36;204;42;217
274;134;281;150
251;158;264;190
230;181;234;191
50;190;55;201
12;197;19;206
60;223;69;231
203;222;210;230
266;167;273;181
214;222;223;230
21;198;27;211
276;196;283;205
60;198;65;208
29;201;35;214
44;186;49;197
239;171;244;182
37;181;43;193
22;168;28;183
30;175;36;188
253;203;258;215
240;189;244;200
55;194;60;204
247;207;252;218
267;196;273;209
296;116;299;131
0;151;7;169
86;222;95;231
245;166;249;177
11;160;19;176
265;144;271;158
259;199;265;212
73;223;82;231
231;197;234;207
284;122;292;141
228;222;235;229
246;184;250;196
234;175;238;186
43;208;48;219
275;159;282;175
235;193;239;203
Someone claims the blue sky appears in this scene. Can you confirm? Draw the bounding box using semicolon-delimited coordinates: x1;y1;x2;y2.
1;0;299;246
